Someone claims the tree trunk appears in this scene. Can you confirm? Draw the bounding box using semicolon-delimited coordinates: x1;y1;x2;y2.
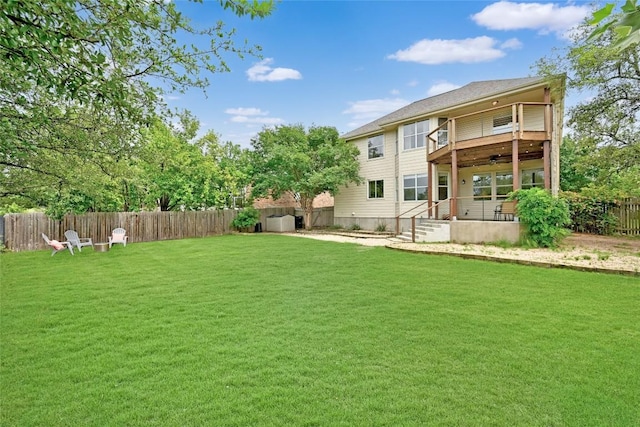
159;194;170;211
300;195;314;230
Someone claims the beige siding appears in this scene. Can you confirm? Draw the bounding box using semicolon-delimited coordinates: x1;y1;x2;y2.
457;114;486;141
456;105;547;141
522;105;544;131
397;139;430;215
335;130;397;218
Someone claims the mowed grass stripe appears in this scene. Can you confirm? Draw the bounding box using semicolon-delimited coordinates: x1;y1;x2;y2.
2;234;639;426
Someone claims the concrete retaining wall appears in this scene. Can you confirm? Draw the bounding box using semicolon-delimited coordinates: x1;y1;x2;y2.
451;220;522;244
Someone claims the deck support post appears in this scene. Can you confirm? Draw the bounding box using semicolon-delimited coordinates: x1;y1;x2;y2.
427;161;434;218
451;149;458;220
543;140;550;190
411;216;416;243
512;139;520;192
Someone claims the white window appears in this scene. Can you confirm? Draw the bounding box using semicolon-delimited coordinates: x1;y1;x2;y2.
368;180;384;199
403;174;427;201
403;120;428;150
473;173;492;200
367;134;384;159
522;169;544;189
437;118;448;148
492;112;518;134
496;173;513;199
473;171;516;200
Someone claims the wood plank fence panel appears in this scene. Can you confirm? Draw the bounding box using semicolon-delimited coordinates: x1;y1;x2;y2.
615;198;640;236
2;207;337;252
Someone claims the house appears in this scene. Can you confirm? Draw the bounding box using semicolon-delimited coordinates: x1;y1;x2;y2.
253;192;334;209
334;76;566;243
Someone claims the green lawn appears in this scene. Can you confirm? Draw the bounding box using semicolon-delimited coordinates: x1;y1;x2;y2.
2;234;639;426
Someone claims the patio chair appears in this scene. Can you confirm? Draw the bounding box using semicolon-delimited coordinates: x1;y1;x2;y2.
64;230;94;252
493;204;502;221
500;200;517;221
108;228;128;248
42;233;74;256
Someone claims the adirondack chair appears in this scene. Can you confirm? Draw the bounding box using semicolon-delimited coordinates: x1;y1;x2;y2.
108;228;128;248
64;230;93;252
42;233;74;256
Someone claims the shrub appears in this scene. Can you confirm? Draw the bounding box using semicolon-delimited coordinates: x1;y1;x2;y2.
509;188;570;248
559;191;618;235
348;223;362;231
231;207;260;229
375;221;387;232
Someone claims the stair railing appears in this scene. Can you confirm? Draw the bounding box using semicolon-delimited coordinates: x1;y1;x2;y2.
395;200;430;235
408;199;451;242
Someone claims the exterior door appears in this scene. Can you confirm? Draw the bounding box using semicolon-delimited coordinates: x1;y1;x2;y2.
437;172;449;201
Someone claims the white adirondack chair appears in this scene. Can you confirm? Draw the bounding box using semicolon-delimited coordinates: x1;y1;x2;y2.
42;233;74;256
64;230;93;252
108;228;128;248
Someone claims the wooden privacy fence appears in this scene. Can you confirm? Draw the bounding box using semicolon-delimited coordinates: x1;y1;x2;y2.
614;198;640;236
294;207;334;228
3;207;335;252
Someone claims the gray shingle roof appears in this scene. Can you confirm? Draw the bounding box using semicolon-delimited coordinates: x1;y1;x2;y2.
341;76;546;140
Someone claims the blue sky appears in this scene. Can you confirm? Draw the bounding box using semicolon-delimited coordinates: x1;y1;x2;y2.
165;1;595;148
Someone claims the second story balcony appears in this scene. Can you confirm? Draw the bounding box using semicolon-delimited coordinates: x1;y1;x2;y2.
427;102;553;167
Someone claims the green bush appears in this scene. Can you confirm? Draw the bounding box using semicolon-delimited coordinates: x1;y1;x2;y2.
231;207;260;229
509;188;570;248
375;221;387;232
0;203;28;215
559;191;618;235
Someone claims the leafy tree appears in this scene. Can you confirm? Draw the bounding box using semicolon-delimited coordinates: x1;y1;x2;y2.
589;0;640;50
0;0;274;209
250;125;362;229
0;99;137;212
559;135;596;192
201;132;253;208
1;0;273;106
535;14;639;198
138;114;221;211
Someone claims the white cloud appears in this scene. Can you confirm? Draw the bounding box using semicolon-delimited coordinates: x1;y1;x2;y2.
427;82;461;97
224;107;267;116
343;98;409;128
471;1;591;38
230;116;284;125
247;58;302;82
387;36;505;65
390;89;400;95
225;106;284;126
407;80;419;87
501;37;523;50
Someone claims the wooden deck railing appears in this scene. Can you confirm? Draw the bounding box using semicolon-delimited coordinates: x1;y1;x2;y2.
427;102;552;153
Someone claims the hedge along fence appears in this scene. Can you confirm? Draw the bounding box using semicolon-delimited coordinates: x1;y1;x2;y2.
3;207;335;252
560;193;640;236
